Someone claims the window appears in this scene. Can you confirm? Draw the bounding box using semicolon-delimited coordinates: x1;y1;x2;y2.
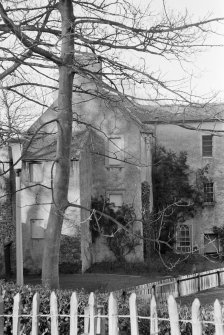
109;193;123;210
202;135;213;157
176;225;191;253
30;219;45;239
108;137;124;166
29;162;42;182
204;234;219;254
204;182;214;203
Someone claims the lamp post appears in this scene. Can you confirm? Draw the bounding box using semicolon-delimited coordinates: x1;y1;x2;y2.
11;142;23;285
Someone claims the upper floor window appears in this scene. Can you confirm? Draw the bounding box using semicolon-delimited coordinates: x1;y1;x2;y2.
108;192;123;212
29;162;42;182
202;135;213;157
204;182;214;204
108;137;124;166
30;219;45;239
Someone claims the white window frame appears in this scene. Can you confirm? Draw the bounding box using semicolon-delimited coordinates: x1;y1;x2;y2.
30;219;45;239
202;135;213;157
29;161;43;183
176;224;191;253
107;137;124;167
204;182;214;204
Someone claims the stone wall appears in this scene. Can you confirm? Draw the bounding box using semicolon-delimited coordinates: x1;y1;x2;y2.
154;121;224;253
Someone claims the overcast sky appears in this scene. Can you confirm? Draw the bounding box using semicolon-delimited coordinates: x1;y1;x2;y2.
133;0;224;101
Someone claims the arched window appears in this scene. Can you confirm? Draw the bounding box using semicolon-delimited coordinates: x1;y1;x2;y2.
176;225;191;253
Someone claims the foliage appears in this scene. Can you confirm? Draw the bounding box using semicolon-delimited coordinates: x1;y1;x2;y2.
90;196;140;262
59;235;81;273
151;146;203;252
0;280;217;335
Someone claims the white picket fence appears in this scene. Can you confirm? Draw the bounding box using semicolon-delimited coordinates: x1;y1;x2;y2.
0;290;224;334
119;267;224;303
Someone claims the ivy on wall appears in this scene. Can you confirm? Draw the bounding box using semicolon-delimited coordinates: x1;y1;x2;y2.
149;145;204;253
90;196;140;262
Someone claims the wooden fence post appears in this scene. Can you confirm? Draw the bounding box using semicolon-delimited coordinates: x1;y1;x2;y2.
84;306;90;334
12;293;21;335
50;292;59;335
217;271;221;287
214;299;224;335
192;298;202;335
129;293;139;335
96;306;106;335
150;294;158;335
167;295;180;335
176;279;180;297
108;293;119;335
0;289;4;335
31;293;40;335
70;292;78;335
197;274;200;292
89;293;96;335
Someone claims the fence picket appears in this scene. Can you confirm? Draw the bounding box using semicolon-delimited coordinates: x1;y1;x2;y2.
89;292;96;335
214;299;224;335
192;298;202;335
129;293;139;335
12;293;21;335
50;292;59;335
108;293;119;335
84;306;90;334
150;294;158;335
168;295;180;335
0;291;4;335
96;306;106;335
70;292;78;335
31;293;40;335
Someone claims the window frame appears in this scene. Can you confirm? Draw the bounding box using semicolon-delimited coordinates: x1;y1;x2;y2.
28;161;43;183
30;219;45;239
204;182;214;204
106;136;124;167
176;224;191;253
202;135;213;157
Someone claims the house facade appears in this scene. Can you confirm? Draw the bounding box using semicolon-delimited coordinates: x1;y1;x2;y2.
13;86;153;273
139;104;224;255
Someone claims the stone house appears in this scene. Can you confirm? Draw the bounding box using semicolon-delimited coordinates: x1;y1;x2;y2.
12;86;153;273
137;104;224;255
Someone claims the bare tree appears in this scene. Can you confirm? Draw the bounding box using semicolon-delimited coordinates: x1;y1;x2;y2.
0;0;223;288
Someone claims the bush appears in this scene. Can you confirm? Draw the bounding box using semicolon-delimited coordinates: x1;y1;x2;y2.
59;262;81;274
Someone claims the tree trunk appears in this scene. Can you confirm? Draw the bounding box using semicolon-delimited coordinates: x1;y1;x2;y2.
42;0;74;289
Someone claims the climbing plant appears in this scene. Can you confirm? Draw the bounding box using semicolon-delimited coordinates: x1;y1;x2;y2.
150;145;203;253
90;196;140;263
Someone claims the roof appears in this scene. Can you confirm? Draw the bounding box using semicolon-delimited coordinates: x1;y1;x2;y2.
133;104;224;124
22;130;90;161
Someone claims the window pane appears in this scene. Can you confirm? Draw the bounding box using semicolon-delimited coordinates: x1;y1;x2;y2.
202;135;212;157
204;182;214;203
108;137;124;165
176;225;191;252
31;219;45;239
29;163;42;182
109;194;123;207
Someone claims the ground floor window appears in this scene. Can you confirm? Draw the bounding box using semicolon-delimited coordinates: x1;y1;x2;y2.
176;224;191;253
204;234;219;254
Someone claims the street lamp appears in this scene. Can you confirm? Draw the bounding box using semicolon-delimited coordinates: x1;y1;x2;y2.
10;141;23;285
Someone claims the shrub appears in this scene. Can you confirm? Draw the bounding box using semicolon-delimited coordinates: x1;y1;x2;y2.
0;280;216;335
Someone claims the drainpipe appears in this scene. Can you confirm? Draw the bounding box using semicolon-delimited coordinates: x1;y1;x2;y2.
15;168;23;285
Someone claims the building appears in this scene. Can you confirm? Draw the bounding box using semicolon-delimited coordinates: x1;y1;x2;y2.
12;87;153;273
138;104;224;255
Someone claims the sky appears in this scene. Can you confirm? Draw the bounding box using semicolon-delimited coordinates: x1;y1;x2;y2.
133;0;224;102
